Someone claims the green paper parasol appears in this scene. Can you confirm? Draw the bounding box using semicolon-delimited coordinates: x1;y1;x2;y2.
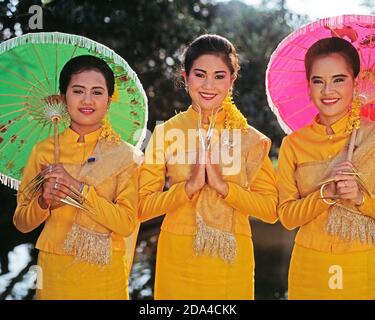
0;32;148;189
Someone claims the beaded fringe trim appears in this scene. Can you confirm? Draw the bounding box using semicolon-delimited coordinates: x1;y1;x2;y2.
326;205;375;245
63;223;112;266
194;213;236;264
0;32;130;74
0;173;19;190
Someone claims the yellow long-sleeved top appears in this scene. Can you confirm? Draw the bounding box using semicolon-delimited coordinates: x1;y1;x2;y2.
277;114;375;253
14;128;139;254
139;106;278;236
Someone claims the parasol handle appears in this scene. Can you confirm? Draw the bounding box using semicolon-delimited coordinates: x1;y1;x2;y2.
346;128;357;162
52;117;59;164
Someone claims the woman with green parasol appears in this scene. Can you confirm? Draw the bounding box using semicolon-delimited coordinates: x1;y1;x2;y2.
13;55;143;299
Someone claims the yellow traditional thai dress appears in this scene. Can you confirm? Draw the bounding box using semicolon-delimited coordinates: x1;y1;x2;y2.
277;114;375;300
139;106;278;300
14;128;142;300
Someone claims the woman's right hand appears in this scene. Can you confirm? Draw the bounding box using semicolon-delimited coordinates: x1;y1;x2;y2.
38;166;74;209
322;181;337;199
185;146;206;199
38;177;59;209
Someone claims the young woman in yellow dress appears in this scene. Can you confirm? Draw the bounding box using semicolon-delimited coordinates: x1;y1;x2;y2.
14;55;142;299
277;37;375;299
139;34;278;299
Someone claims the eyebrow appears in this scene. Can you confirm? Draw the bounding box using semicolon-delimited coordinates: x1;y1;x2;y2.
71;84;105;90
193;68;228;74
311;74;349;80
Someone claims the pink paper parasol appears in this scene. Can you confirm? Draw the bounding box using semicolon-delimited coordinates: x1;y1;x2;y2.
266;15;375;135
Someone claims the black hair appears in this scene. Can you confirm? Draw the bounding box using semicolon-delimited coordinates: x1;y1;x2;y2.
59;55;115;96
183;34;240;77
305;37;360;79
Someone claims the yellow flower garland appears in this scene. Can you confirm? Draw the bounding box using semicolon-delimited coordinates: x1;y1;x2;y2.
222;92;249;131
99;116;122;144
346;95;362;133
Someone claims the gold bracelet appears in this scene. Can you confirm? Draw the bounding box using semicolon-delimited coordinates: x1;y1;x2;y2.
320;183;337;205
356;192;365;207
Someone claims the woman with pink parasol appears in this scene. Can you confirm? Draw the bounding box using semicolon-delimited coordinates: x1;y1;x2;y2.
268;15;375;299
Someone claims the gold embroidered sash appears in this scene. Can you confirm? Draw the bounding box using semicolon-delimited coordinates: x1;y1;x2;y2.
62;139;143;266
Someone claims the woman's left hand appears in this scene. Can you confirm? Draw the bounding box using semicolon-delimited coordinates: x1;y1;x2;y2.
205;151;228;197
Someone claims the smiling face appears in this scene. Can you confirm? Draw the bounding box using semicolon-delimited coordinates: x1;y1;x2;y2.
184;54;235;115
63;69;110;135
308;53;356;126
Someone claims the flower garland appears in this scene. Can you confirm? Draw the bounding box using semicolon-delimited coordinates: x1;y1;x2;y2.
99;116;121;144
346;95;362;134
222;92;249;131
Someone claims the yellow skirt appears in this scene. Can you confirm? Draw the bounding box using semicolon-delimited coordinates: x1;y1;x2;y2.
36;250;129;300
154;230;254;300
288;244;375;300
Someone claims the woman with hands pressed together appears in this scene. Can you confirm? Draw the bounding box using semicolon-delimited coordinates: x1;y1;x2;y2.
139;34;278;300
